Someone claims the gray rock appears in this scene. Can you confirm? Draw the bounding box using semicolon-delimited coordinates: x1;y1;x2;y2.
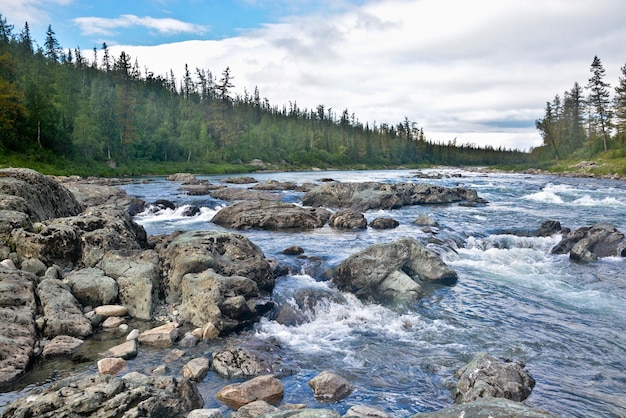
157;230;275;304
551;222;626;261
36;278;92;338
182;357;211;381
250;180;297;190
99;339;138;359
167;173;198;182
344;405;390;418
64;267;118;307
452;352;536;404
410;398;556;418
0;209;30;239
212;201;331;230
216;374;284;410
230;400;277;418
302;182;485;211
99;251;159;320
368;217;399;229
332;237;457;304
42;335;84;358
210;188;280;202
0;266;37;384
328;209;367;229
188;409;224;418
308;371;354;402
1;372;204;417
263;410;341;418
212;339;294;379
413;214;439;227
222;176;258;184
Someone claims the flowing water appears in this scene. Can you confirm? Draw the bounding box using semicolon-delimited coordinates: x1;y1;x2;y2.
2;169;626;417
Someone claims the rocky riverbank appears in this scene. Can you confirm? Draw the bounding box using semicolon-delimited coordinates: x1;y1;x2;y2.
4;168;621;416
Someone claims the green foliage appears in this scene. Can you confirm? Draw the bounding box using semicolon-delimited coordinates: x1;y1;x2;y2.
0;14;528;176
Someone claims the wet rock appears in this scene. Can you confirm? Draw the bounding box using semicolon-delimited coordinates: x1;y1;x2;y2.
212;201;331;230
368;217;399;229
263;409;340;418
282;246;305;255
138;323;180;348
180;183;225;196
98;357;127;375
230;400;278;418
181;205;201;217
409;398;556;418
188;409;224;418
328;209;367;229
332;237;457;304
533;220;562;237
37;278;92;338
215;375;284;410
1;372;204;417
99;250;159;320
0;266;37;384
182;357;211;381
274;286;346;326
413;214;439;227
302;182;486;211
345;405;390;418
212;339;294;379
308;371;354;402
222;176;258;184
452;352;536;404
158;230;275;304
551;222;626;261
42;335;84;358
99;339;138;359
0;168;83;222
179;332;200;348
250;180;297;190
64;267;118;307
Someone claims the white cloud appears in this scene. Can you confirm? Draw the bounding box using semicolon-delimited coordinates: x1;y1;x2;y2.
73;14;207;37
108;0;626;150
1;0;71;27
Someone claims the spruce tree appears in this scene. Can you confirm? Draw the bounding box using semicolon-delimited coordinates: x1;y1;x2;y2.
586;56;612;151
614;63;626;138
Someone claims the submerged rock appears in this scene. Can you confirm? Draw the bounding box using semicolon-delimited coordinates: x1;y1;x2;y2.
332;237;457;304
410;398;556;418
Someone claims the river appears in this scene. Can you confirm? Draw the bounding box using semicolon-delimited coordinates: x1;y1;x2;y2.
2;168;626;417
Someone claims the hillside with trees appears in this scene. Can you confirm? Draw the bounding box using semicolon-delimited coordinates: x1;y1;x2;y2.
0;16;528;175
533;55;626;173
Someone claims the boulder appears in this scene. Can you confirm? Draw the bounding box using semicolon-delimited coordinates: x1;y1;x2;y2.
274;286;346;326
101;316;125;328
368;217;399;229
98;357;127;375
180;183;225;196
98;251;159;320
215;375;284;410
551;223;626;261
0;209;30;239
302;182;486;211
413;214;439;227
64;267;118;307
36;278;92;338
308;371;354;402
42;335;84;358
410;398;556;418
138;323;180;348
230;400;278;418
332;237;457;304
0;266;37;384
328;209;367;229
282;246;305;255
1;372;204;417
250;180;297;191
452;352;536;404
212;201;331;230
94;304;128;317
533;220;562;237
345;405;390;418
0;168;83;222
222;176;258;184
62;180;141;212
167;173;198;182
20;257;47;276
182;357;211;381
212;339;294;379
11;222;82;267
158;230;275;303
188;409;225;418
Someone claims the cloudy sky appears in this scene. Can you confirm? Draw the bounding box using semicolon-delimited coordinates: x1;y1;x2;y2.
3;0;626;150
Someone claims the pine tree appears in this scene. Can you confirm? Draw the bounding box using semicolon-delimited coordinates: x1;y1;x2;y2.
44;25;60;62
613;63;626;137
586;56;612;151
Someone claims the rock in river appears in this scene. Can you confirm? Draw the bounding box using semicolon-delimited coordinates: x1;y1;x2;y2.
212;201;331;230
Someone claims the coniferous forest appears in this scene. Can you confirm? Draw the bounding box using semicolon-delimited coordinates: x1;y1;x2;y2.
0;17;532;175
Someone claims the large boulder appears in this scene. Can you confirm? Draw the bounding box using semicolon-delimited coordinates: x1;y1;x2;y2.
410;398;556;418
328;209;367;229
63;267;118;307
0;372;204;417
0;168;83;222
332;237;457;304
551;223;626;261
302;182;485;211
0;266;37;384
212;201;331;230
36;278;93;338
308;371;354;402
98;251;160;320
452;352;536;404
215;375;284;410
157;230;275;303
61;178;142;212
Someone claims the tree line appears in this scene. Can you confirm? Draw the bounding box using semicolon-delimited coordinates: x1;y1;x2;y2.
534;55;626;160
0;17;529;172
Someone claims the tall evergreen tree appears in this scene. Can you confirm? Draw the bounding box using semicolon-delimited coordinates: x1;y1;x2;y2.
614;62;626;138
586;55;612;151
44;25;60;62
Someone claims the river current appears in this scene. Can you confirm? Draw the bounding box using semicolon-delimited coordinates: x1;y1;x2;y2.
2;168;626;417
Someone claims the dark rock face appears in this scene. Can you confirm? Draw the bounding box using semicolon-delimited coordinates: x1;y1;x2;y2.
0;168;83;222
551;222;626;261
302;182;485;211
212;201;331;230
328;209;367;229
410;398;556;418
332;237;457;304
369;217;399;229
0;266;37;385
452;352;536;404
0;372;204;418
